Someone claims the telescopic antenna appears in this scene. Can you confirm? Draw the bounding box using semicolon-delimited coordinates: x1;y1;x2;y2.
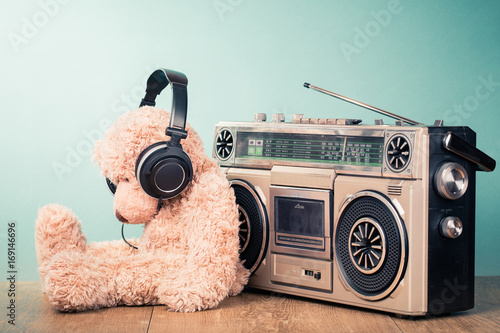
304;82;424;126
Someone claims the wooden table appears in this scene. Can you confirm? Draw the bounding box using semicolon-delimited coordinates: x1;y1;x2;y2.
1;277;499;332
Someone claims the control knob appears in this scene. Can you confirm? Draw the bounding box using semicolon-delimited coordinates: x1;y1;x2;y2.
439;216;463;239
434;162;468;200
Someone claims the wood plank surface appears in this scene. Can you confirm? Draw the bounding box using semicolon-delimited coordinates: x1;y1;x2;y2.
1;277;499;333
149;291;401;332
391;276;500;333
0;282;152;333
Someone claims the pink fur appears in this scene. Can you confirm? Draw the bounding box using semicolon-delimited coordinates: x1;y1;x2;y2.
35;107;250;312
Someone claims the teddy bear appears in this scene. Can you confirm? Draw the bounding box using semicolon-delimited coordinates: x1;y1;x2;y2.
35;102;250;312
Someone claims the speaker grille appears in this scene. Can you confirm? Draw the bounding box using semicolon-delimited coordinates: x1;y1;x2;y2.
232;181;268;274
215;129;234;160
386;135;411;172
336;191;407;300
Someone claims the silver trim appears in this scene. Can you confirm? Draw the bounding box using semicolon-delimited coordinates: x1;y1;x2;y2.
226;123;386;137
136;144;167;186
137;143;187;195
136;143;168;198
336;190;407;301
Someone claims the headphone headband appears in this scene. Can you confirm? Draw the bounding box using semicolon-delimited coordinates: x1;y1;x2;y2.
111;68;193;250
140;69;188;141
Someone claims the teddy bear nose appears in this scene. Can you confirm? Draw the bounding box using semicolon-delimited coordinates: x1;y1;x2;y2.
115;210;128;223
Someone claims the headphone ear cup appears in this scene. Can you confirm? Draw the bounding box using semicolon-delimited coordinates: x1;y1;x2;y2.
135;142;193;199
106;178;117;195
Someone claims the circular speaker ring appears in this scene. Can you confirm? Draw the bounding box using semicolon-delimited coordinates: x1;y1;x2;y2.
238;206;251;253
336;191;407;301
348;217;387;275
230;180;268;274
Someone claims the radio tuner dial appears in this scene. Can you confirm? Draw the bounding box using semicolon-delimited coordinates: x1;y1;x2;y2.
435;162;468;200
439;216;463;239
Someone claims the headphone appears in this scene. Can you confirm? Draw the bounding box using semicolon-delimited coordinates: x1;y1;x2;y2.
106;69;193;202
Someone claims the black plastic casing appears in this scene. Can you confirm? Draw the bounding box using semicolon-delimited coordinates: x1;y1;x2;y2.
427;126;476;315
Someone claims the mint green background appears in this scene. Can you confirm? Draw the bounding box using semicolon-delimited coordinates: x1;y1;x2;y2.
1;0;499;281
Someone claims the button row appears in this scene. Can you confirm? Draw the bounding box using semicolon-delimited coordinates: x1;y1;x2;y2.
253;113;362;125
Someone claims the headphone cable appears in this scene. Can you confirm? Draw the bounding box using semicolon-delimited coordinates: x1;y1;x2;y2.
121;224;138;250
121;197;163;250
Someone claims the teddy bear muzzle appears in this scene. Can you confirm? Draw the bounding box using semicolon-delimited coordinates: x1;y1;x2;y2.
115;210;128;223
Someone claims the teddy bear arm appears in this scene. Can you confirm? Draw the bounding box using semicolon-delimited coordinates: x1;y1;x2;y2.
35;203;88;289
157;191;242;310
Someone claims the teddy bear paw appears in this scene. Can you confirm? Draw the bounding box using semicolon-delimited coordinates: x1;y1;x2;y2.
35;204;87;268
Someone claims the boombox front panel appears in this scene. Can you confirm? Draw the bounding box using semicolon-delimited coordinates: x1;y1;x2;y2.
216;120;479;316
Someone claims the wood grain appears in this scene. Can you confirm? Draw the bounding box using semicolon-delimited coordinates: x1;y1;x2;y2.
149;291;401;333
1;277;499;333
0;282;152;333
391;276;500;333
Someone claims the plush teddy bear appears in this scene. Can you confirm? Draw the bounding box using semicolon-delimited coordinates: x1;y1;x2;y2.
35;106;250;312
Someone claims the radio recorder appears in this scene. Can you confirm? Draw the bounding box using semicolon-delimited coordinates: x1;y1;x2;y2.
212;83;496;316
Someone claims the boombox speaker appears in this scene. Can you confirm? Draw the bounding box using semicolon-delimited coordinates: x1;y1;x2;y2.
336;191;407;301
231;180;268;274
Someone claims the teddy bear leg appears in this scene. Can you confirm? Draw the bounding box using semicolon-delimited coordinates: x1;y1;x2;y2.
35;204;87;270
43;250;117;312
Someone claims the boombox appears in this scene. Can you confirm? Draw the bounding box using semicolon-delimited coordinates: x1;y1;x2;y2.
212;83;496;316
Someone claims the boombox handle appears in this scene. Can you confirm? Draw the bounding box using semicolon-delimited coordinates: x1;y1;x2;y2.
443;132;495;172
